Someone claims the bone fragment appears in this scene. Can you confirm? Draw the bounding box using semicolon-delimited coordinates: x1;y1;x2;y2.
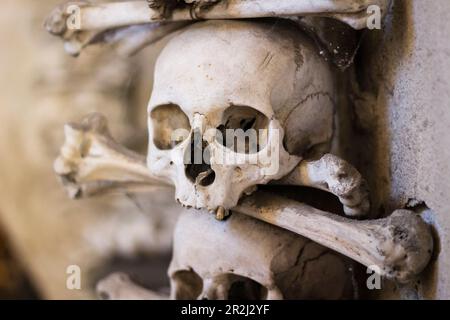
276;154;370;217
96;273;168;300
235;192;433;283
54;113;171;198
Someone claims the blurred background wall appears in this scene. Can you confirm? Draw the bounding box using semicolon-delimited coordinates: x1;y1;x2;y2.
0;0;180;299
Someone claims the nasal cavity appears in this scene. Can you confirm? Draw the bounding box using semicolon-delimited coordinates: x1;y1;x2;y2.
184;130;215;187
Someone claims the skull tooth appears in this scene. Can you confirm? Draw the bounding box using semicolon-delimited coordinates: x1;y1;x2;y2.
215;206;229;221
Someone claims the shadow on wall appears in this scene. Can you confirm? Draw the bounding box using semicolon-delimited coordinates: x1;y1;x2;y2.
350;1;440;299
351;0;415;217
0;223;38;299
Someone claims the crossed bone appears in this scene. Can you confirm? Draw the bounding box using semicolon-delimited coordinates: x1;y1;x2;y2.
45;0;391;56
54;113;433;283
48;0;431;287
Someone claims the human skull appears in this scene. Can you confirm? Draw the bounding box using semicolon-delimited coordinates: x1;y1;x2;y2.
147;20;335;211
168;210;355;300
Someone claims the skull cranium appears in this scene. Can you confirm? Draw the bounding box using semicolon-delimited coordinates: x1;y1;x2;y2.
169;210;355;300
147;20;335;212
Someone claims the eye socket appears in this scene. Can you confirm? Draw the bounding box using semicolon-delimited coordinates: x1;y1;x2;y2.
217;105;269;154
150;104;191;150
171;270;203;300
228;276;268;300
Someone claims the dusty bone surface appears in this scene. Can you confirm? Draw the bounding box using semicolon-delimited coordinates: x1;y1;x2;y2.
54;113;171;199
53;112;433;284
44;0;391;56
97;210;355;300
236;193;433;283
45;0;391;34
47;2;435;298
168;209;355;300
276;154;371;217
147;19;335;212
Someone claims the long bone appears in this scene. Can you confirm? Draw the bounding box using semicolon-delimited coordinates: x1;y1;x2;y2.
275;154;371;217
54;113;171;198
235;193;433;283
96;22;191;57
45;0;390;55
54;114;433;283
45;7;189;57
55;114;368;214
46;0;390;31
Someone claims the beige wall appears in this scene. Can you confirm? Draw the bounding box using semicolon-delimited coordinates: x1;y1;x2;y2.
353;0;450;299
0;0;177;299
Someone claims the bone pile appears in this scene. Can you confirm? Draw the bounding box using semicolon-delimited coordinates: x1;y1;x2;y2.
47;0;434;300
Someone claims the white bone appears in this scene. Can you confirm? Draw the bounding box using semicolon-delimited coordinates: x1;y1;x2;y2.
44;0;391;55
235;192;433;283
96;272;168;300
146;20;335;211
53;116;432;283
54;113;171;198
45;2;189;57
53;115;368;216
45;0;391;36
276;154;371;217
169;209;355;299
104;22;190;57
